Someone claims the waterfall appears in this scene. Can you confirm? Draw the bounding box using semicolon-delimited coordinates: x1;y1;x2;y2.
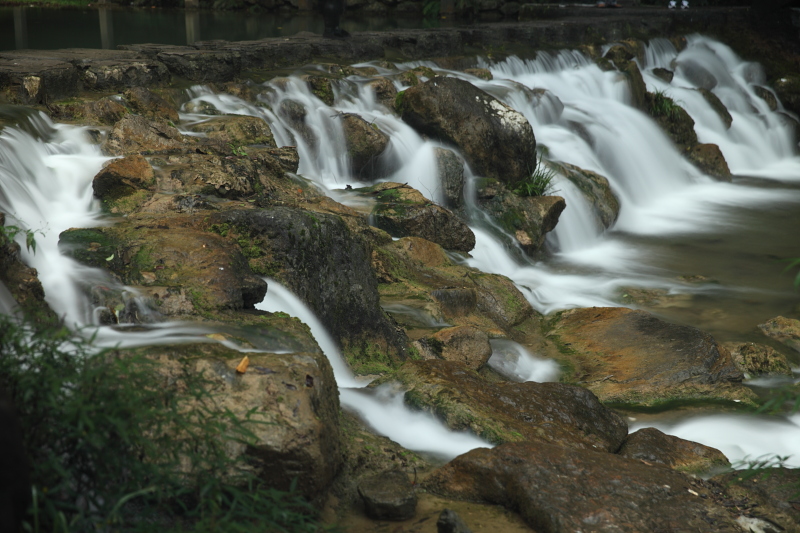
2;34;800;468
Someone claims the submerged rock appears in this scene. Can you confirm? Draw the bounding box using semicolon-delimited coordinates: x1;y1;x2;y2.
359;183;475;252
425;441;762;532
548;307;754;406
372;360;628;450
437;509;473;533
618;427;730;475
398;76;536;188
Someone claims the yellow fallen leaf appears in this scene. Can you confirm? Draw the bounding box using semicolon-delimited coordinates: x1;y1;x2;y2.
205;333;226;341
236;356;250;374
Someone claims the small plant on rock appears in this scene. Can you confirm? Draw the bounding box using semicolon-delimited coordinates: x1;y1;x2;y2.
514;152;558;197
649;90;684;121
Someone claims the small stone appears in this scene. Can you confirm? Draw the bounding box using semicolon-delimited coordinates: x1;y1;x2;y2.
437;508;473;533
236;355;250;374
357;470;417;521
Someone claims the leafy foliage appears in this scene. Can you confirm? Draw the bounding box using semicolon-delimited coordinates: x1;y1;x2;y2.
0;224;41;254
0;315;328;532
514;152;558;197
648;90;684;121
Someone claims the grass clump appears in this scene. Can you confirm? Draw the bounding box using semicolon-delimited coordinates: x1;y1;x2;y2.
514;152;558;197
0;315;330;533
648;89;684;120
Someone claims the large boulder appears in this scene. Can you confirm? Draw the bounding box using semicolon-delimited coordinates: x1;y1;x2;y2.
372;360;628;450
398;76;536;188
128;333;341;498
476;180;565;255
548;307;754;406
212;207;408;371
59;215;267;316
427;326;492;370
618;427;730;475
359;183;475;252
123;86;179;123
645;91;698;150
550;162;619;229
425;441;772;532
340;112;389;179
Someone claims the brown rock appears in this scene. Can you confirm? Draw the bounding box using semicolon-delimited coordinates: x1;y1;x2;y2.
124;87;179;123
365;77;398;110
186;115;276;148
549;307;753;406
430;326;492;370
551;162;619;229
394;237;450;268
687;143;732;181
340;113;389;179
103;114;187;156
357;470;417;521
722;341;792;376
373;360;628;450
92;154;155;213
759;316;800;354
426;441;752;532
618;427;730;474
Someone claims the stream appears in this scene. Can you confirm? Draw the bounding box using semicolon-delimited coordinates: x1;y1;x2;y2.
1;34;799;467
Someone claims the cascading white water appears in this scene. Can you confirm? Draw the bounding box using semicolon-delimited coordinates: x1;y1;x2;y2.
3;33;800;469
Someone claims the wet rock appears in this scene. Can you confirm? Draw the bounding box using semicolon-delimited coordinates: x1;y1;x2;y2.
277;98;316;150
678;59;718;91
365;77;398;110
49;96;129;126
360;183;475;252
463;68;492;81
186;115;276;148
92;154;155;214
213;207;407;371
437;509;473;533
357;470;417;520
103;114;187;156
373;360;628;450
156;49;241;82
425;441;752;532
59;217;267;314
645;90;698;150
687;143;732;181
81;60;170;91
618;427;730;475
716;468;800;529
0;213;57;323
615;60;647;111
476;180;565;255
603;43;635;64
340;113;389;179
429;326;492;370
759;316;800;354
434;147;465;208
549;307;754;406
399;76;536;188
0;57;79;104
697;88;733;129
754;85;779;112
306;75;335;106
774;75;800;117
131;338;340;498
149;148;291;200
722;341;792;376
653;67;674;84
431;288;477;319
550;161;619;229
123;87;179;123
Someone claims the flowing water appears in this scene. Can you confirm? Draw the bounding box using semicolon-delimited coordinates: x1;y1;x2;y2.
2;34;800;465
